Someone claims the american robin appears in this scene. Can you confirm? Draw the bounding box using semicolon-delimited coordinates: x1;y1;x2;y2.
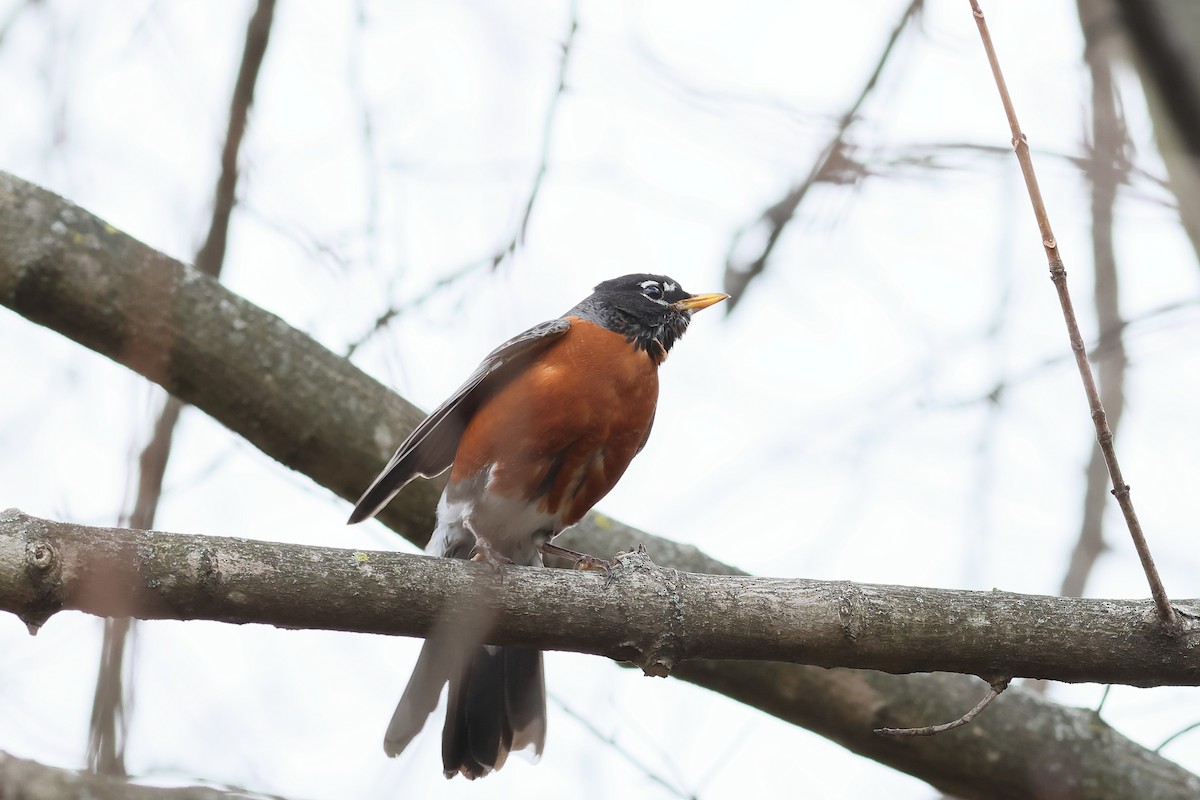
348;273;728;779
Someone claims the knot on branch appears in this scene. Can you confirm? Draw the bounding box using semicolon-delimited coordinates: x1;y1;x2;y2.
196;546;222;594
612;546;684;677
22;537;63;633
26;539;57;572
835;582;867;642
1048;260;1067;284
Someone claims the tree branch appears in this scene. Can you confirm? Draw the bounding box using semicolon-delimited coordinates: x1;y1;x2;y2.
3;170;1199;799
722;0;924;309
969;0;1176;627
3;509;1198;686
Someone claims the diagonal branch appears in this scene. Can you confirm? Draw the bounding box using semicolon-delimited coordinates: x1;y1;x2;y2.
344;1;580;357
2;171;1199;799
968;0;1176;627
875;676;1011;736
722;0;924;308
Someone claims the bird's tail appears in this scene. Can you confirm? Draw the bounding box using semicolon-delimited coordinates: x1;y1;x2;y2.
383;633;456;758
441;645;546;779
384;639;546;779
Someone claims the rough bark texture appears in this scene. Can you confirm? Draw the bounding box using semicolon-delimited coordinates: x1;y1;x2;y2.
2;171;1198;799
3;509;1199;686
0;170;442;545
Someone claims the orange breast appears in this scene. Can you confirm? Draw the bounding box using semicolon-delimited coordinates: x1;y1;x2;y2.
450;318;660;529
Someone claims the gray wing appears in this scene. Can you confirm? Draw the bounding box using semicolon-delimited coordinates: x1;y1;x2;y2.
347;318;572;524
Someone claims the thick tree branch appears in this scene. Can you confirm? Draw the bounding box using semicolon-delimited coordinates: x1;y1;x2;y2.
3;171;1199;799
680;663;1200;800
3;509;1199;686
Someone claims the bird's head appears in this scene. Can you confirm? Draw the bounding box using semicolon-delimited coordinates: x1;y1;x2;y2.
570;273;729;362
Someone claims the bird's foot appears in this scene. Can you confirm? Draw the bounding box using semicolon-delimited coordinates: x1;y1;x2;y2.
471;539;514;572
539;542;615;586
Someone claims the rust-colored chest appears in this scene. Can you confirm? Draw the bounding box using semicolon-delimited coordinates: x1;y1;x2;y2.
450;318;660;529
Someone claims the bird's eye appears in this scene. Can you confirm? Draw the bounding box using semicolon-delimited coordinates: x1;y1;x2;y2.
642;283;663;301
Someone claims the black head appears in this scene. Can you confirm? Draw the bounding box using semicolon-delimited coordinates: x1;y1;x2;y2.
567;273;729;362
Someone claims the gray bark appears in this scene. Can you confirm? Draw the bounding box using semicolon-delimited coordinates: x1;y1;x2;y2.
2;509;1198;687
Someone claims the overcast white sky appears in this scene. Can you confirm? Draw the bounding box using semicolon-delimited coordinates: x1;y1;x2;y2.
2;0;1199;797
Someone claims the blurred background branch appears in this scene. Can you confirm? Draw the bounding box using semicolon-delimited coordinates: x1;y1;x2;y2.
88;0;276;776
722;0;924;310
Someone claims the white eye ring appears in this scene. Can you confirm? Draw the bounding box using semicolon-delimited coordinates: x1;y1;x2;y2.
641;282;663;301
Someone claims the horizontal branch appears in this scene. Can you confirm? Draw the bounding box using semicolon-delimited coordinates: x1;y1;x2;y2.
4;510;1198;686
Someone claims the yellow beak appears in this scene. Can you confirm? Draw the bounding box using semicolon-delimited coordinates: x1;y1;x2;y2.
672;292;731;312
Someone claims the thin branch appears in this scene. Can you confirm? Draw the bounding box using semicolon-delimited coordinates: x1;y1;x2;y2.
515;0;578;249
931;296;1200;412
194;0;276;277
968;0;1176;627
344;1;580;358
1157;721;1200;753
1095;683;1114;715
875;677;1011;737
722;0;924;309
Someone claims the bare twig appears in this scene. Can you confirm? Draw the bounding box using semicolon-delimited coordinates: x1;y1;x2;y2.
345;1;580;358
514;0;578;250
722;0;924;310
349;0;381;270
1095;683;1114;715
1157;720;1200;753
86;0;277;775
875;677;1012;737
968;0;1176;627
933;296;1199;412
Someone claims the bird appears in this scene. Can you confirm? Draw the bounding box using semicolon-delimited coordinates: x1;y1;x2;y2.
347;273;728;779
